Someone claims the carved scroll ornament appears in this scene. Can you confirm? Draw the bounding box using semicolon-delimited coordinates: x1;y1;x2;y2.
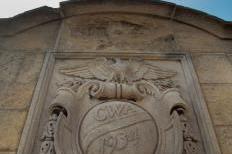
39;58;200;154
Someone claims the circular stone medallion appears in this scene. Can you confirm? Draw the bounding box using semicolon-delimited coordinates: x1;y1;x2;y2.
79;101;158;154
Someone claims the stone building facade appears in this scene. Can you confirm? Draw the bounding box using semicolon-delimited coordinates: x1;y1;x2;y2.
0;0;232;154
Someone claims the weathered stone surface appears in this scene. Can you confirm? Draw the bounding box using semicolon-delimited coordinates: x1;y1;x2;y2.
201;85;232;125
192;54;232;83
173;24;232;52
0;152;16;154
15;55;217;154
59;1;232;39
56;13;232;53
215;126;232;154
174;7;232;39
228;54;232;64
207;100;232;126
0;110;27;151
58;14;179;51
202;85;232;104
0;6;59;37
0;1;231;154
0;51;44;109
0;21;60;51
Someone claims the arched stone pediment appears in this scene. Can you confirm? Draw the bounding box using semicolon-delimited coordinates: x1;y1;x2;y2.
1;0;231;39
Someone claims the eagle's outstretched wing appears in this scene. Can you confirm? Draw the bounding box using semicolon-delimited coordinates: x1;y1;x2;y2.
143;63;177;80
129;60;177;82
59;58;113;81
60;58;177;82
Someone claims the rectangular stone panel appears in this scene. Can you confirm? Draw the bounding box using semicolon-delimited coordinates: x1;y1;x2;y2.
215;126;232;154
202;84;232;103
17;52;221;154
192;53;232;84
202;84;232;125
0;21;60;51
0;152;16;154
0;51;44;109
0;110;27;151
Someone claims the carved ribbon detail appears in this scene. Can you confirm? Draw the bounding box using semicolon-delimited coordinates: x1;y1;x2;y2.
78;80;159;101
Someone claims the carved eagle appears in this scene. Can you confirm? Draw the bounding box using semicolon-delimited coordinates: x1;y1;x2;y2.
60;58;177;83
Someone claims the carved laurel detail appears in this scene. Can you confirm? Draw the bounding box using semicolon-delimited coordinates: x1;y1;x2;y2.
181;116;199;154
40;114;58;154
173;108;200;154
40;107;67;154
168;96;200;154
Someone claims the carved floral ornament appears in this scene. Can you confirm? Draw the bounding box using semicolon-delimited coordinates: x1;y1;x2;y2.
40;58;200;154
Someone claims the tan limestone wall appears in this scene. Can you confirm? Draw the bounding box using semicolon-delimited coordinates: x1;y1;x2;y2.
193;53;232;154
0;16;60;153
0;9;232;154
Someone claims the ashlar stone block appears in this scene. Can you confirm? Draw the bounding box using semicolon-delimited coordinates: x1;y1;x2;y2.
202;85;232;125
192;54;232;84
0;110;27;151
215;126;232;154
0;51;44;109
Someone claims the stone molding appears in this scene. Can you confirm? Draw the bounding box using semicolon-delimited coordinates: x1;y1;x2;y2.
17;52;221;154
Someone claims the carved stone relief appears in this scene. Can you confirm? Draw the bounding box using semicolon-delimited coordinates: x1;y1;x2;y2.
17;53;220;154
37;57;203;154
60;14;177;51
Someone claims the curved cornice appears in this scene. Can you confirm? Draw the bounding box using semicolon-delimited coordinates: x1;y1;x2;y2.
0;0;232;39
0;6;60;36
